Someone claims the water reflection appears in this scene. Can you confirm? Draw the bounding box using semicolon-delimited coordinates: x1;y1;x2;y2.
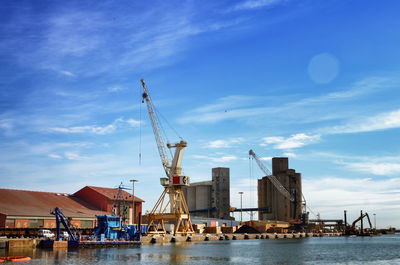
0;235;399;264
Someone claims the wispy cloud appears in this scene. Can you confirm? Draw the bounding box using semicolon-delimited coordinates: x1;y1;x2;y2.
107;86;126;93
179;75;396;125
302;151;400;176
48;153;62;159
59;70;75;77
193;154;238;163
283;152;297;158
326;109;400;134
1;2;247;77
206;138;244;148
207;140;231;148
50;117;140;135
0;118;14;136
232;0;285;11
337;159;400;176
194;95;259;113
64;152;87;161
343;161;400;176
261;133;320;149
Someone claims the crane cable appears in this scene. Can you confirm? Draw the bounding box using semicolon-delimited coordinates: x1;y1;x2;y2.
306;204;318;219
155;106;183;141
139;88;142;165
140;82;180;162
249;155;254;220
153;106;173;158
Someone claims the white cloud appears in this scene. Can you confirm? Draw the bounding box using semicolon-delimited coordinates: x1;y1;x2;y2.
179;75;397;125
339;161;400;176
50;117;140;135
192;154;238;163
180;106;267;124
126;119;141;127
49;151;87;161
328;109;400;134
207;140;231;148
232;0;283;11
108;86;125;93
217;155;238;162
194;95;257;113
283;152;297;158
59;70;75;77
262;133;320;149
179;95;266;124
206;138;244;148
64;152;86;161
302;152;400;176
51;124;115;135
46;11;102;57
48;153;62;159
0;118;14;136
303;176;400;227
2;2;246;78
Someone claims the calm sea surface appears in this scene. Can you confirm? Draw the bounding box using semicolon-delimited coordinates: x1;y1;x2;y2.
2;234;400;264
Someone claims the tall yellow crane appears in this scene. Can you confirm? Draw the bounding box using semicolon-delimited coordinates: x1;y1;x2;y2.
141;79;194;235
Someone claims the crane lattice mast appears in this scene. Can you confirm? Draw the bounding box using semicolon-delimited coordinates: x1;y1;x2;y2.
141;79;170;176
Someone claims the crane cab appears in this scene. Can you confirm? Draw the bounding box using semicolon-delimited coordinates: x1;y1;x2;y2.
160;178;169;186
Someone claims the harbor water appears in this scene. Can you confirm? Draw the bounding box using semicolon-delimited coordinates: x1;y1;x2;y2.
2;234;400;264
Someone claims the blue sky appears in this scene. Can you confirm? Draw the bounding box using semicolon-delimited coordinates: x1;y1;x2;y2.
1;0;400;228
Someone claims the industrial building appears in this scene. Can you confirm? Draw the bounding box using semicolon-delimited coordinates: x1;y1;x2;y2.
0;186;143;229
182;167;231;219
74;186;143;224
258;157;302;222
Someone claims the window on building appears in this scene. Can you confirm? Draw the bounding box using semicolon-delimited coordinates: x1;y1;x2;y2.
81;220;93;229
29;219;44;228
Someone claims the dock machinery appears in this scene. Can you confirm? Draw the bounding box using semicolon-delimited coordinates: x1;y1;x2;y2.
345;210;373;235
249;150;308;224
48;207;80;247
141;79;194;235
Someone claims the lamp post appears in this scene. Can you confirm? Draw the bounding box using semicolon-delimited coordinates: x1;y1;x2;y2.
239;192;244;223
130;179;138;224
373;213;376;230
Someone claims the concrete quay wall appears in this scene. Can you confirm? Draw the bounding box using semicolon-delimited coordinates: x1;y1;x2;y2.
0;232;342;249
142;232;342;244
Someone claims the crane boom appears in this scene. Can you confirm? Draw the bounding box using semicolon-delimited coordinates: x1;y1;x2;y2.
249;149;294;202
141;79;170;176
351;212;373;229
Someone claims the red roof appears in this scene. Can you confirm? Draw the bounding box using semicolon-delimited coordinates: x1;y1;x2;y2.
82;186;144;202
0;188;107;218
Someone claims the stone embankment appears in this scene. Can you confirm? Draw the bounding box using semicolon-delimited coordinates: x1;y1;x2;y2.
142;232;342;244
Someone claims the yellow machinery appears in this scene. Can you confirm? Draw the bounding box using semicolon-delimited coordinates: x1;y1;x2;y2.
141;79;194;235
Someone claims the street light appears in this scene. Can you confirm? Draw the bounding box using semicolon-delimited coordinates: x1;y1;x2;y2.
130;179;138;225
239;192;244;223
373;213;376;230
